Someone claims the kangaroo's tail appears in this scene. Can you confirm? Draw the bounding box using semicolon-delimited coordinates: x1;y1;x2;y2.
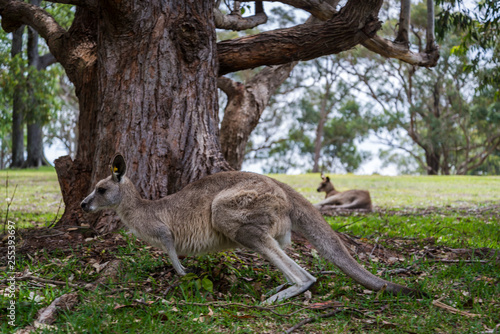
285;188;424;297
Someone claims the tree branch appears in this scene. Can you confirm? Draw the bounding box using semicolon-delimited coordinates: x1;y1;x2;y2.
457;136;500;174
214;1;267;30
44;0;96;9
218;0;383;75
395;0;411;44
425;0;437;53
0;0;66;56
217;76;240;97
38;52;57;70
218;0;439;74
362;35;439;67
375;133;428;171
240;0;338;21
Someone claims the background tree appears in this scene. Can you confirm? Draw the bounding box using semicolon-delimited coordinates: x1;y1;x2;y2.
0;0;440;230
0;1;71;168
341;2;500;175
245;56;374;174
436;0;499;95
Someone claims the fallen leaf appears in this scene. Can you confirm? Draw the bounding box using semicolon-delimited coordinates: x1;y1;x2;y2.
308;301;343;309
113;304;128;310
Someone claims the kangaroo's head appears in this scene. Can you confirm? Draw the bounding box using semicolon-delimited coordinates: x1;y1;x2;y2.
317;174;335;193
81;154;128;213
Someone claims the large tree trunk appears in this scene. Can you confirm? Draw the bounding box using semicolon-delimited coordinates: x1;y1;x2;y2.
10;25;25;168
425;150;440;175
55;2;230;229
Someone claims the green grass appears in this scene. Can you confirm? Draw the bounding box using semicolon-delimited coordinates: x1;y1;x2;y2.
1;169;499;333
325;214;500;249
0;167;63;228
270;173;500;208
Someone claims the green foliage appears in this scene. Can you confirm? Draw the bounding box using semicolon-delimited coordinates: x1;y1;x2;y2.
436;0;500;95
247;56;378;174
181;272;214;296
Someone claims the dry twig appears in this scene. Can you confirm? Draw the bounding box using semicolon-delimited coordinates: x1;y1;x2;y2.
432;297;481;318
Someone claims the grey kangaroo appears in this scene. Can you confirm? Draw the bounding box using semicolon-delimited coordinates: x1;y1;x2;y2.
81;154;421;303
314;175;372;211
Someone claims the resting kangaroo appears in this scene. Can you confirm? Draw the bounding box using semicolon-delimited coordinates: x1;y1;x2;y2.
81;154;421;303
314;175;372;211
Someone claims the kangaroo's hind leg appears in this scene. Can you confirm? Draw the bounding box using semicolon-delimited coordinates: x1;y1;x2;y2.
212;188;317;303
237;231;317;304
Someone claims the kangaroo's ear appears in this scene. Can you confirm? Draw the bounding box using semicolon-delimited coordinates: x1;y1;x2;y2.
111;153;126;182
325;176;330;182
321;173;325;180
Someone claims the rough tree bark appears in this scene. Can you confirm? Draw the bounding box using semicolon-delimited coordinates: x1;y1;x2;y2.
425;150;440;175
395;0;411;44
217;0;383;75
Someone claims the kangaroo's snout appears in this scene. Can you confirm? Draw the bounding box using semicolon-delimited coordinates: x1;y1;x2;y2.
81;198;91;212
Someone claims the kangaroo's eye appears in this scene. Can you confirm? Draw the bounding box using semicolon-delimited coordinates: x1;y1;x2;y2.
97;187;107;195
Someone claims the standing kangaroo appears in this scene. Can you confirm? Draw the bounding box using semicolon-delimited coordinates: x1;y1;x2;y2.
314;175;372;211
81;154;422;303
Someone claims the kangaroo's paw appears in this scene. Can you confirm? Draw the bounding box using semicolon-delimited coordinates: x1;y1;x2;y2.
262;280;316;305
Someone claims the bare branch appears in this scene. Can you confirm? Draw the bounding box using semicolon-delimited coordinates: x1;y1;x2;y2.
214;1;267;30
239;0;338;21
362;35;439;67
457;136;500;174
395;0;411;44
217;76;240;96
237;0;439;68
0;0;66;52
218;0;383;75
44;0;96;9
374;133;428;171
425;0;437;52
38;52;57;70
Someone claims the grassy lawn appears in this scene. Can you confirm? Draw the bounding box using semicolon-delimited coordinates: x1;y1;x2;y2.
270;173;500;208
0;167;63;229
1;169;499;333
